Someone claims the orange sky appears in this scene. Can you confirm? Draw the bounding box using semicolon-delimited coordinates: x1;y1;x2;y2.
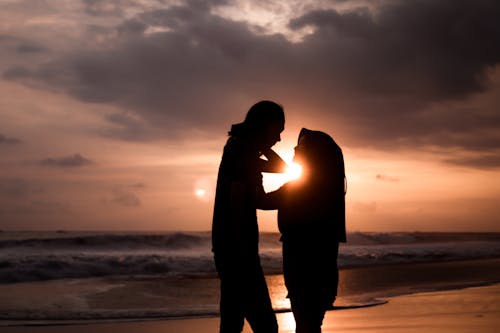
1;0;499;232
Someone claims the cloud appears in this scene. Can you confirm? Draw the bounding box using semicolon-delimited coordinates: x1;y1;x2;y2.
27;200;71;214
40;154;94;168
83;0;127;17
289;1;500;99
444;154;500;170
129;182;146;189
0;34;47;55
110;183;144;207
376;174;399;182
3;0;500;160
0;178;43;199
0;133;21;144
352;201;377;213
82;0;165;18
16;43;46;54
112;190;141;207
99;112;153;141
0;200;70;217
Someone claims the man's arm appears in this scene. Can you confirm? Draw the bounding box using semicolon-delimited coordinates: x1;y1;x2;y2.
257;148;287;173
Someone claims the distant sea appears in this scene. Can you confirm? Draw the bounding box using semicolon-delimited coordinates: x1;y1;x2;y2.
1;231;500;325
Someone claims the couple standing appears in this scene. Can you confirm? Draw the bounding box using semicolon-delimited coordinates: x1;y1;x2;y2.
212;100;346;333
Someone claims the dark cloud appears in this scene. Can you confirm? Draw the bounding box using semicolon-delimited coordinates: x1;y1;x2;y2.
112;191;141;207
129;182;146;189
3;0;500;165
0;200;70;216
444;154;500;170
3;66;30;79
0;178;44;199
2;1;293;136
116;19;148;36
16;43;46;54
27;200;71;214
0;34;47;54
40;154;94;168
352;201;377;213
83;0;127;17
110;184;143;207
289;1;500;99
0;133;21;144
376;174;399;182
99;112;152;141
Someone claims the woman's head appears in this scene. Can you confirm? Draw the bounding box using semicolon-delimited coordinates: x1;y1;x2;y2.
230;100;285;149
293;128;343;180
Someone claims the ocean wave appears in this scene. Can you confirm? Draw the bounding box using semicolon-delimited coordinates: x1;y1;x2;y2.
0;232;209;251
345;231;500;245
338;241;500;267
2;231;498;248
0;253;216;283
1;231;500;283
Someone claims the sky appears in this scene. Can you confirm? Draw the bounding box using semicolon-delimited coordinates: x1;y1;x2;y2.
0;0;499;232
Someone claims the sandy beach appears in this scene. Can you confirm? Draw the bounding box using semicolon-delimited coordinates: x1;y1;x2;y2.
1;282;499;332
1;233;499;332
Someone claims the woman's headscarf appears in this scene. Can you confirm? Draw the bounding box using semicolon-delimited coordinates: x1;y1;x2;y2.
297;128;345;193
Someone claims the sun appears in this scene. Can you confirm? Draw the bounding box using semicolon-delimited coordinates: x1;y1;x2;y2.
261;146;304;192
195;189;206;197
193;177;214;202
262;161;302;192
285;162;302;180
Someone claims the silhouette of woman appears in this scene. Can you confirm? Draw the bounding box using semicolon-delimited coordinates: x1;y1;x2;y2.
264;128;346;333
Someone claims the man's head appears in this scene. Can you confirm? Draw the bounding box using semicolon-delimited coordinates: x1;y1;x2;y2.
243;100;285;149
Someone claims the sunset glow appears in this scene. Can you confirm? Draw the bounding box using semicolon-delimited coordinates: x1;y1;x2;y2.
285;162;303;181
262;161;302;193
193;177;214;203
0;1;499;232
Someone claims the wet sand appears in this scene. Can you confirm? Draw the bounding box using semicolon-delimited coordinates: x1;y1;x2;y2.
1;258;500;331
2;283;499;332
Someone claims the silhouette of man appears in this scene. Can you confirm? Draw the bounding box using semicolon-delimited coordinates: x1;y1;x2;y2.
212;100;286;333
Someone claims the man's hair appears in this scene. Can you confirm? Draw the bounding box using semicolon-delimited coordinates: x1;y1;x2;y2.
229;100;284;137
244;100;284;129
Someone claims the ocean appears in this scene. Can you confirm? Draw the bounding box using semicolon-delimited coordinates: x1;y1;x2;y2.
1;231;500;326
